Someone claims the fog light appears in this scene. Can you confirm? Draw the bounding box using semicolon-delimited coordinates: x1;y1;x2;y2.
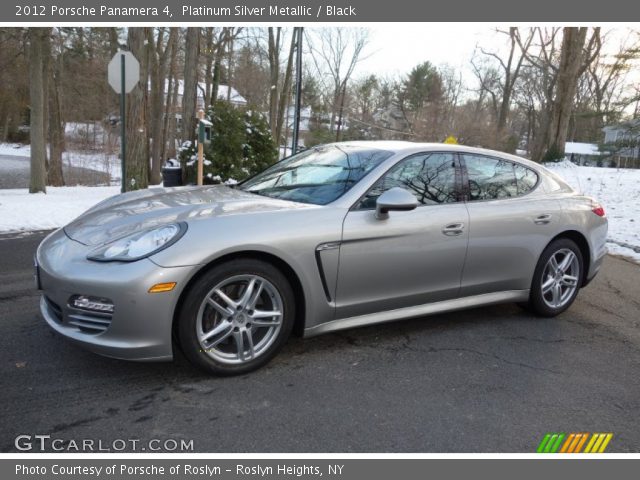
69;295;114;313
148;282;177;293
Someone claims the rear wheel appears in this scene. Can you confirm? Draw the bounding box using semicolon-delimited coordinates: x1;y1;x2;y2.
527;238;583;317
178;259;295;375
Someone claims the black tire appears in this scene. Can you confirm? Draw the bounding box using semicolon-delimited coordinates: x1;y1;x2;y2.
178;258;295;376
527;238;583;317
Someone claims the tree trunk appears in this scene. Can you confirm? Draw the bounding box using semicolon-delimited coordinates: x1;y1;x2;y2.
268;28;281;139
203;28;214;106
181;27;200;144
545;27;588;160
108;28;120;56
124;27;149;191
211;45;222;106
162;30;179;160
149;28;174;185
28;28;50;194
48;39;65;187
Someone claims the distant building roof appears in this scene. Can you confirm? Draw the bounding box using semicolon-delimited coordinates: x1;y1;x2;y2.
162;80;247;105
603;118;640;132
565;142;600;156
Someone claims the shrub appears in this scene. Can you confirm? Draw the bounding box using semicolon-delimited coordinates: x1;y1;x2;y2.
178;101;277;184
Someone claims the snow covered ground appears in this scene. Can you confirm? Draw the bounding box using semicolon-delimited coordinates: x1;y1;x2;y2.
544;160;640;263
0;143;30;157
0;186;120;233
0;143;120;182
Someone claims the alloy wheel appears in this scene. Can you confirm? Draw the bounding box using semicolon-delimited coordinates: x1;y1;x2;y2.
540;248;580;309
196;274;283;365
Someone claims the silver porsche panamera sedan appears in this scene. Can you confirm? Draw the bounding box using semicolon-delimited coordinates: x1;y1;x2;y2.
36;142;608;375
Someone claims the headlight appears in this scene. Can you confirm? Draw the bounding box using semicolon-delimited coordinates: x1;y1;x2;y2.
87;222;187;262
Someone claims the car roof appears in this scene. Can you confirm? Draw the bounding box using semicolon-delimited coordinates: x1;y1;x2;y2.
327;140;542;171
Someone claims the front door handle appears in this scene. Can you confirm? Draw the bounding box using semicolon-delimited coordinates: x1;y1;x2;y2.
534;214;552;225
442;223;465;236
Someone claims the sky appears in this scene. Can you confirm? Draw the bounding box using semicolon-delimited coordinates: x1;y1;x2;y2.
350;24;640;88
357;24;501;78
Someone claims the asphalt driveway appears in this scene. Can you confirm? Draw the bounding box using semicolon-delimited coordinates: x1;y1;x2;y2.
0;231;638;452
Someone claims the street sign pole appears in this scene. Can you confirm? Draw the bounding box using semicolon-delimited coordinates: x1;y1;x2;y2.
108;50;139;193
120;53;126;193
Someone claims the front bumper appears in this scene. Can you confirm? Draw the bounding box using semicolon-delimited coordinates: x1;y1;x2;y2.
37;229;196;361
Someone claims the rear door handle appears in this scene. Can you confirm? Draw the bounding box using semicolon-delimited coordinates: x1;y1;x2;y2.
534;214;552;225
442;223;465;236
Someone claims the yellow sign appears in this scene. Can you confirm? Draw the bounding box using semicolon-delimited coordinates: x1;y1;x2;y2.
444;135;458;145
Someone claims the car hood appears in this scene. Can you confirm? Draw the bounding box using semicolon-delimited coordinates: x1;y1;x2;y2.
64;185;311;246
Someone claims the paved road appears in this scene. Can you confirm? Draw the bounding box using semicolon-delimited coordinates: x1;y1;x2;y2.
0;155;109;189
1;231;639;453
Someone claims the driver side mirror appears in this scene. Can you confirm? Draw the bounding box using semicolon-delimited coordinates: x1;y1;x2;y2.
375;187;419;220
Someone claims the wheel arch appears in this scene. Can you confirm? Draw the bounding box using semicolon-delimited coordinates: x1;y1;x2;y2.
171;250;308;349
546;230;591;286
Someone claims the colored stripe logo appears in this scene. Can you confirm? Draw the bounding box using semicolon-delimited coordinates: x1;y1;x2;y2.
537;433;613;453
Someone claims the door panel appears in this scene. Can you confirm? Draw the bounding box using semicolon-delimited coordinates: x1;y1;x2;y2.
334;151;469;320
460;154;560;296
461;196;560;296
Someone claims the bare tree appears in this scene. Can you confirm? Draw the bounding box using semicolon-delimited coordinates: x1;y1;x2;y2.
124;27;150;190
181;27;200;144
265;27;299;146
478;28;534;148
544;27;601;161
515;27;600;161
148;28;176;184
28;27;50;194
307;28;369;132
47;28;65;186
162;29;180;160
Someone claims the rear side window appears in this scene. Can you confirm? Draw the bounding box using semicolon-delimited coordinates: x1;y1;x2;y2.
358;152;458;209
463;154;537;201
514;163;538;195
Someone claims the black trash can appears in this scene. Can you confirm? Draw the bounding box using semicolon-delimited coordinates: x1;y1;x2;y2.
161;166;182;187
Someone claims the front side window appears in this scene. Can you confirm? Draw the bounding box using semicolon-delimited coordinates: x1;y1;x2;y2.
240;145;393;205
358;152;458;209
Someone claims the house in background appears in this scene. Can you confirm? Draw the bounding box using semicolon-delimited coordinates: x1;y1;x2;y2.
165;80;247;135
602;119;640;167
565;142;603;166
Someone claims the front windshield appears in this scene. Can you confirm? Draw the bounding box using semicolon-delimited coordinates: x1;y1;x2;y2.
239;145;393;205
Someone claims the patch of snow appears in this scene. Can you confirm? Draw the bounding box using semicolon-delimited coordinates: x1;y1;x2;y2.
545;162;640;263
0;186;120;233
0;143;30;157
64;150;120;181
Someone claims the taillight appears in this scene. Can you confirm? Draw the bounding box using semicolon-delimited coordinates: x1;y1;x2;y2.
592;203;605;217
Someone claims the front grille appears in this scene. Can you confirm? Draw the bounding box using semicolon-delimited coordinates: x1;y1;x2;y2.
66;309;113;334
44;296;63;323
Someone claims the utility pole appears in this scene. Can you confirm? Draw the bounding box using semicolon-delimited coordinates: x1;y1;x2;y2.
197;109;204;186
291;27;304;155
336;81;347;142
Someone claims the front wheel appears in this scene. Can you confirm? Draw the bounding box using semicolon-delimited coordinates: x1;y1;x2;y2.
178;259;295;375
527;238;583;317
